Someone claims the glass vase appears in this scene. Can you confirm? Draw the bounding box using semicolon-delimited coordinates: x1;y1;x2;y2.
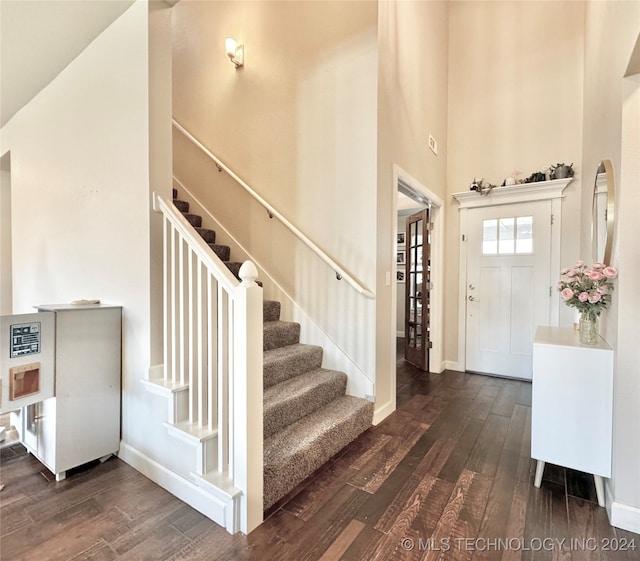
578;312;598;345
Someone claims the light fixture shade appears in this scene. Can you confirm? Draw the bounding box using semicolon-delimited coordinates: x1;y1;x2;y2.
225;37;237;58
225;37;244;68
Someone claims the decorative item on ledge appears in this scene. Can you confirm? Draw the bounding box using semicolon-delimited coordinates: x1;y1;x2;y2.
475;163;576;194
550;162;574;179
558;260;618;345
469;177;496;196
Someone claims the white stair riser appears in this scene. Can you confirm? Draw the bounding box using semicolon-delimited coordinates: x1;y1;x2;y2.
172;388;190;424
195;436;218;476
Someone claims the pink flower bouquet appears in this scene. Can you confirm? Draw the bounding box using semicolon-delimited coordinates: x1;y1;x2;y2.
558;261;618;319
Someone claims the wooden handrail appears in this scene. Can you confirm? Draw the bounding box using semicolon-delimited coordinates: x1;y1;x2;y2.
172;119;375;300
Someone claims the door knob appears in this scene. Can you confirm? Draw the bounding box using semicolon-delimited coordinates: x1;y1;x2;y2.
468;295;475;302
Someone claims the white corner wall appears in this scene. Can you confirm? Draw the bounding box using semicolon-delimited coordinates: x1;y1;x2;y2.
582;0;640;532
0;0;193;477
0;157;12;315
611;73;640;534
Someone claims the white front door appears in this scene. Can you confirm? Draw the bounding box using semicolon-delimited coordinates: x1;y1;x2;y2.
466;200;552;379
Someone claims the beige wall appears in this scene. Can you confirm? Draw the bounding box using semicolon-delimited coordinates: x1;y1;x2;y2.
171;0;640;525
445;1;586;367
172;1;379;380
376;0;449;415
582;0;640;528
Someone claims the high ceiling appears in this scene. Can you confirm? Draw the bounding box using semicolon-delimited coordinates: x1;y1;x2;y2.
0;0;134;127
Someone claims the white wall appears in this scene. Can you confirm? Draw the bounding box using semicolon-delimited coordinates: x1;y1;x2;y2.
172;1;378;386
446;1;585;367
0;0;196;476
148;0;174;367
582;0;640;531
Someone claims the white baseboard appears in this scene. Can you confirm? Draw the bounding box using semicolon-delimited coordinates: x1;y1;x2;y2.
396;331;405;338
609;500;640;535
373;399;395;425
444;360;464;372
430;362;445;374
118;442;238;533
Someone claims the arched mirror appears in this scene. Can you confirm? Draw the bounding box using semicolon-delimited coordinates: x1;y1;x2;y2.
591;159;615;264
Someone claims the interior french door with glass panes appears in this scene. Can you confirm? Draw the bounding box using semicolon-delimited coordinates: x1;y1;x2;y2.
405;208;431;371
466;200;552;379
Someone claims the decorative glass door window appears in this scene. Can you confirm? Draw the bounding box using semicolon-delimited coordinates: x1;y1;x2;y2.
404;208;431;371
482;216;533;255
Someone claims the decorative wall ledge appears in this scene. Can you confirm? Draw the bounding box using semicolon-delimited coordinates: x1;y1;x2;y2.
452;178;573;209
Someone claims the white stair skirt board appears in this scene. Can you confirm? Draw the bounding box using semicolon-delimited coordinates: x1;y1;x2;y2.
119;442;241;534
141;378;190;425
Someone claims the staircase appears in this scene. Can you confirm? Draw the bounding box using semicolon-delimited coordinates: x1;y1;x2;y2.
170;188;373;512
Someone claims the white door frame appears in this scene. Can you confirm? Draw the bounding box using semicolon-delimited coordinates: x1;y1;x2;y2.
392;164;445;376
452;178;572;372
0;151;12;315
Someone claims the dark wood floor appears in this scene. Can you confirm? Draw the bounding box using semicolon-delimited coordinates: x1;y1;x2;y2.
1;351;637;560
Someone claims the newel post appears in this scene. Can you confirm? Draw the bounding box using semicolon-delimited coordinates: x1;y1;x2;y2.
233;260;263;534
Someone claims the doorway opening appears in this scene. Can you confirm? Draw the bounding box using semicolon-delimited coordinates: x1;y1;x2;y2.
392;165;444;396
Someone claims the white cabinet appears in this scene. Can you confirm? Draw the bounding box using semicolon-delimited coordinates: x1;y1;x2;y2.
21;304;122;481
531;326;613;506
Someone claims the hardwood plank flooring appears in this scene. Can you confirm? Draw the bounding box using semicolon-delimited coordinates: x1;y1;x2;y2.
2;349;637;560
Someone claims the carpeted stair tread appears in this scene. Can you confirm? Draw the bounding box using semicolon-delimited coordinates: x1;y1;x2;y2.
263;395;373;509
263;300;281;322
224;261;242;277
208;244;230;261
224;261;263;287
167;187;374;512
263;343;323;388
196;228;216;244
264;369;347;438
182;213;202;228
173;199;189;213
263;321;300;351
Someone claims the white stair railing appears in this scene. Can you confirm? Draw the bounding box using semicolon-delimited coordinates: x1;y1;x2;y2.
153;192;263;534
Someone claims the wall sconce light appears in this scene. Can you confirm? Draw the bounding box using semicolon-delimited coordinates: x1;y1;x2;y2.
225;37;244;69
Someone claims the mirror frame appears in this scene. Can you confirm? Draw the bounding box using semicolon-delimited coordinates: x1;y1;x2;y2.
592;159;615;265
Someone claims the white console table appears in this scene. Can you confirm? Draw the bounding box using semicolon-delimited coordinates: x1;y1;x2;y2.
531;326;613;507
